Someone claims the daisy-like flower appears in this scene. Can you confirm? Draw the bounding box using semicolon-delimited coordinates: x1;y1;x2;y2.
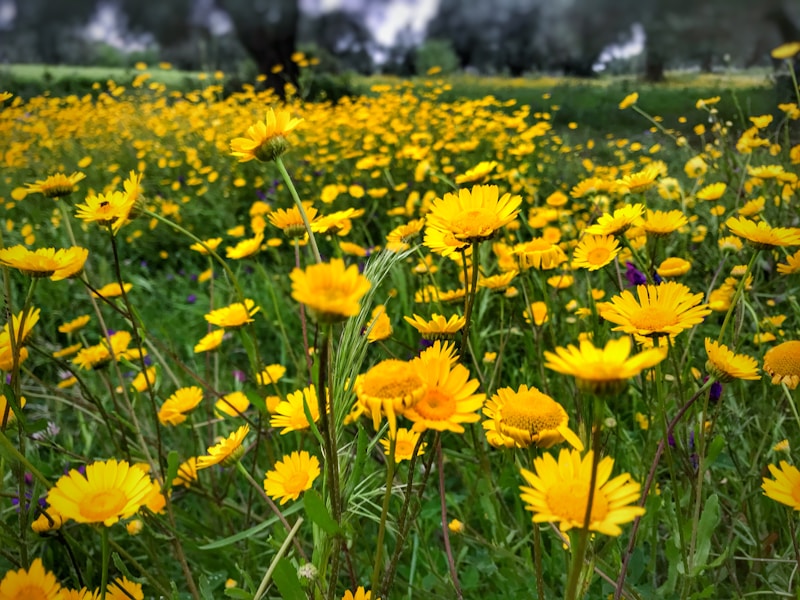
615;164;660;194
696;182;727;201
641;209;688;237
311;207;365;236
519;448;646;536
230;107;303;163
24;172;86;198
0;245;88;280
762;461;800;510
225;233;264;259
572;235;620;271
270;385;320;434
130;366;157;393
263;450;321;505
74;190;135;234
599;282;711;338
725;216;800;250
487;384;582;449
189;237;223;254
618;92;638;110
386;219;425;251
106;577;144;600
477;270;518;292
47;459;153;526
379;428;426;462
172;457;199;488
424;184;522;248
704;339;760;383
455;160;498;185
290;258;371;324
584;203;645;236
366;305;392;342
771;41;800;59
544;336;666;394
91;282;132;299
763;341;800;390
341;587;379;600
352;358;426;434
422;228;469;257
196;425;250;469
514;238;567;271
657;257;691;278
0;394;25;424
204;299;260;328
158;386;204;426
57;587;100;600
257;363;286;386
777;249;800;275
404;313;466;341
268;203;319;238
0;307;40;371
0;558;61;599
58;314;91;334
193;329;225;353
684;155;707;178
523;301;548;326
404;341;485;434
215;391;250;418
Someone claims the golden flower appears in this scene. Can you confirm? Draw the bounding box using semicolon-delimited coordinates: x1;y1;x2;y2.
158;386;204;426
91;282;132;299
523;301;548;326
196;425;250;469
106;577;144;600
584;203;644;236
618;92;638;110
58;314;91;334
386;218;425;251
31;509;65;534
572;235;620;271
777;249;800;275
24;171;85;198
290;258;371;324
352;358;426;434
455;160;498;185
546;273;574;289
696;182;727;201
763;341;800;389
477;270;518;292
341;587;379;600
0;245;88;280
270;385;320;434
379;427;426;462
189;237;223;254
404;313;466;340
704;339;760;383
130;366;157;393
263;450;320;505
514;238;568;270
656;257;691;278
75;190;135;234
519;448;646;536
599;282;711;338
448;519;464;534
257;363;286;386
762;461;800;510
366;305;392;342
268;203;319;238
0;394;25;424
487;384;582;449
725;216;800;250
771;41;800;59
0;307;40;371
204;299;260;328
225;233;264;259
0;558;61;599
172;457;199;488
615;165;660;194
230;107;303;163
193;329;225;353
311;207;365;236
544;336;666;394
215;391;250;418
684;156;707;178
642;210;688;237
47;459;153;526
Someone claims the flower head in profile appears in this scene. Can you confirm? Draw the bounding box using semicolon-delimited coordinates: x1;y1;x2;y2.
106;577;144;600
725;216;800;250
618;92;638;110
92;282;132;299
455;160;498;185
270;385;320;434
380;428;426;462
657;257;691;278
158;386;204;426
341;587;380;600
544;336;666;394
269;203;319;238
704;339;760;383
584;203;644;236
514;238;567;271
204;299;260;328
519;448;645;536
642;209;688;237
225;233;264;259
196;425;250;469
771;41;800;60
214;391;250;418
0;558;61;599
58;314;91;334
172;457;199;488
572;235;620;271
763;340;800;390
0;307;40;371
0;245;88;280
24;171;85;199
290;258;371;324
263;450;321;505
366;305;392;342
352;358;426;434
193;329;225;353
58;587;100;600
47;459;154;526
762;461;800;510
404;313;466;341
231;107;303;163
523;301;549;326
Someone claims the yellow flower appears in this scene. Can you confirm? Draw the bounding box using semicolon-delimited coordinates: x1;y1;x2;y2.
74;190;135;234
190;237;222;254
725;216;800;250
193;329;225;353
584;203;644;236
544;336;666;394
106;577;144;600
0;307;40;371
455;160;498;185
642;210;688;237
196;425;250;469
0;558;61;599
572;235;620;271
696;182;727;201
684;156;707;178
519;448;646;536
657;257;691;278
616;164;660;193
56;588;99;600
763;341;800;390
263;450;321;505
618;92;638;110
514;238;568;270
0;245;88;280
448;519;464;534
257;363;286;386
477;270;517;292
225;233;264;259
523;301;548;326
215;391;250;418
486;384;582;449
404;313;465;340
404;341;484;434
172;457;199;488
204;299;260;328
762;461;800;510
230;107;303;162
695;96;720;109
47;459;154;526
91;282;132;299
270;385;320;434
366;305;393;342
599;282;711;338
158;386;204;425
352;358;426;434
379;427;426;462
130;366;157;393
771;41;800;59
777;249;800;275
58;314;91;334
341;586;379;600
704;339;760;383
24;172;86;198
269;203;319;238
290;258;371;324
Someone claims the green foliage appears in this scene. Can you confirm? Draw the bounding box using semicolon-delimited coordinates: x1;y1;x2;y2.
414;39;460;76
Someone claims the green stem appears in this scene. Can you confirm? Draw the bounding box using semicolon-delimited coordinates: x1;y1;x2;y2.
0;429;49;487
275;156;322;264
371;434;397;592
253;517;305;600
716;250;759;344
460;241;481;350
99;526;110;600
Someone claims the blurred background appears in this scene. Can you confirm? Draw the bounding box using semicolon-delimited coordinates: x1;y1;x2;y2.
1;0;798;94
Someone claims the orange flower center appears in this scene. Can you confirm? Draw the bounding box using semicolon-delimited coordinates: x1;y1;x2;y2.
452;210;498;238
361;361;424;406
80;488;127;522
11;585;50;600
586;247;611;265
285;472;310;494
764;341;800;377
413;388;455;420
395;439;415;459
546;481;609;525
500;396;562;435
628;306;676;332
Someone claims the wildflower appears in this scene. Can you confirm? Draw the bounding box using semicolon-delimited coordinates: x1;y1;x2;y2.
771;41;800;59
519;448;646;536
642;210;688;237
487;384;582;449
704;339;760;383
106;577;144;600
544;336;666;395
0;245;88;280
196;425;250;469
215;391;250;418
0;307;40;371
270;385;320;434
777;249;800;275
263;451;321;505
269;203;319;238
572;235;620;270
774;439;790;453
379;428;426;462
523;301;549;326
448;519;464;534
57;588;99;600
74;190;135;234
24;172;86;198
352;358;426;434
230;107;303;163
684;156;707;178
386;219;425;251
624;262;647;286
158;386;204;426
189;237;222;254
257;364;286;386
455;160;498;185
725;216;800;250
204;299;260;328
599;282;711;338
341;587;379;600
616;164;660;193
404;313;466;340
584;203;644;236
58;314;91;334
225;233;264;259
130;366;157;393
696;182;727;201
91;282;132;299
290;258;371;324
366;305;392;342
762;461;800;510
514;238;568;270
0;558;61;599
47;459;153;526
618;92;638;110
193;329;225;353
763;341;800;389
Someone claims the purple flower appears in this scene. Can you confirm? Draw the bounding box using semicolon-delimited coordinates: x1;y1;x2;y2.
710;380;723;404
232;370;247;383
187;294;197;304
625;262;647;286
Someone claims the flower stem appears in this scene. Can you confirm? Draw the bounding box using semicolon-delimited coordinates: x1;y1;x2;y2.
99;526;110;600
371;433;397;592
253;517;305;600
716;250;758;344
275;156;322;264
460;241;481;350
438;437;463;599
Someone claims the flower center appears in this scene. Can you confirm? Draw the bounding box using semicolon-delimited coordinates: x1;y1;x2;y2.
395;439;414;458
80;488;127;522
764;341;800;376
452;210;498;238
11;585;49;600
362;361;423;402
413;388;454;420
629;306;676;332
285;472;309;494
500;396;562;434
546;481;609;525
586;247;611;265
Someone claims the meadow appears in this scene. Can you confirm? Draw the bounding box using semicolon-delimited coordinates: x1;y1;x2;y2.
1;54;800;600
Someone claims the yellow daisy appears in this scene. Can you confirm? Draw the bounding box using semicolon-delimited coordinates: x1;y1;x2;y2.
91;282;132;299
172;457;199;488
0;307;40;371
0;558;61;600
196;425;250;469
696;182;727;201
204;299;260;328
455;160;498;185
189;237;222;254
514;238;568;271
584;203;644;236
270;385;320;434
58;314;91;334
519;448;646;536
762;461;800;510
771;41;800;59
615;164;660;194
74;190;135;234
24;171;86;198
56;588;100;600
257;363;286;386
230;107;303;163
47;459;154;526
290;258;371;324
777;249;800;275
725;216;800;250
404;313;466;340
341;587;379;600
215;391;250;418
193;329;225;353
268;203;319;238
656;257;691;278
106;577;144;600
225;233;264;259
763;341;800;390
386;219;425;251
641;209;688;237
158;386;204;426
352;358;426;434
523;301;549;326
366;305;393;342
618;92;638;110
478;270;518;293
704;339;760;383
0;245;88;280
572;235;620;271
379;428;426;462
263;451;321;505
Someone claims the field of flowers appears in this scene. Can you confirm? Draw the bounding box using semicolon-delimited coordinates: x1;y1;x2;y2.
1;48;800;600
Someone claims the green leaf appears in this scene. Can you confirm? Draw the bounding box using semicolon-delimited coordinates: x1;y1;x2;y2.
272;557;305;600
198;575;216;600
223;589;252;600
690;493;721;577
164;450;180;493
706;435;725;466
304;489;342;536
199;503;302;550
